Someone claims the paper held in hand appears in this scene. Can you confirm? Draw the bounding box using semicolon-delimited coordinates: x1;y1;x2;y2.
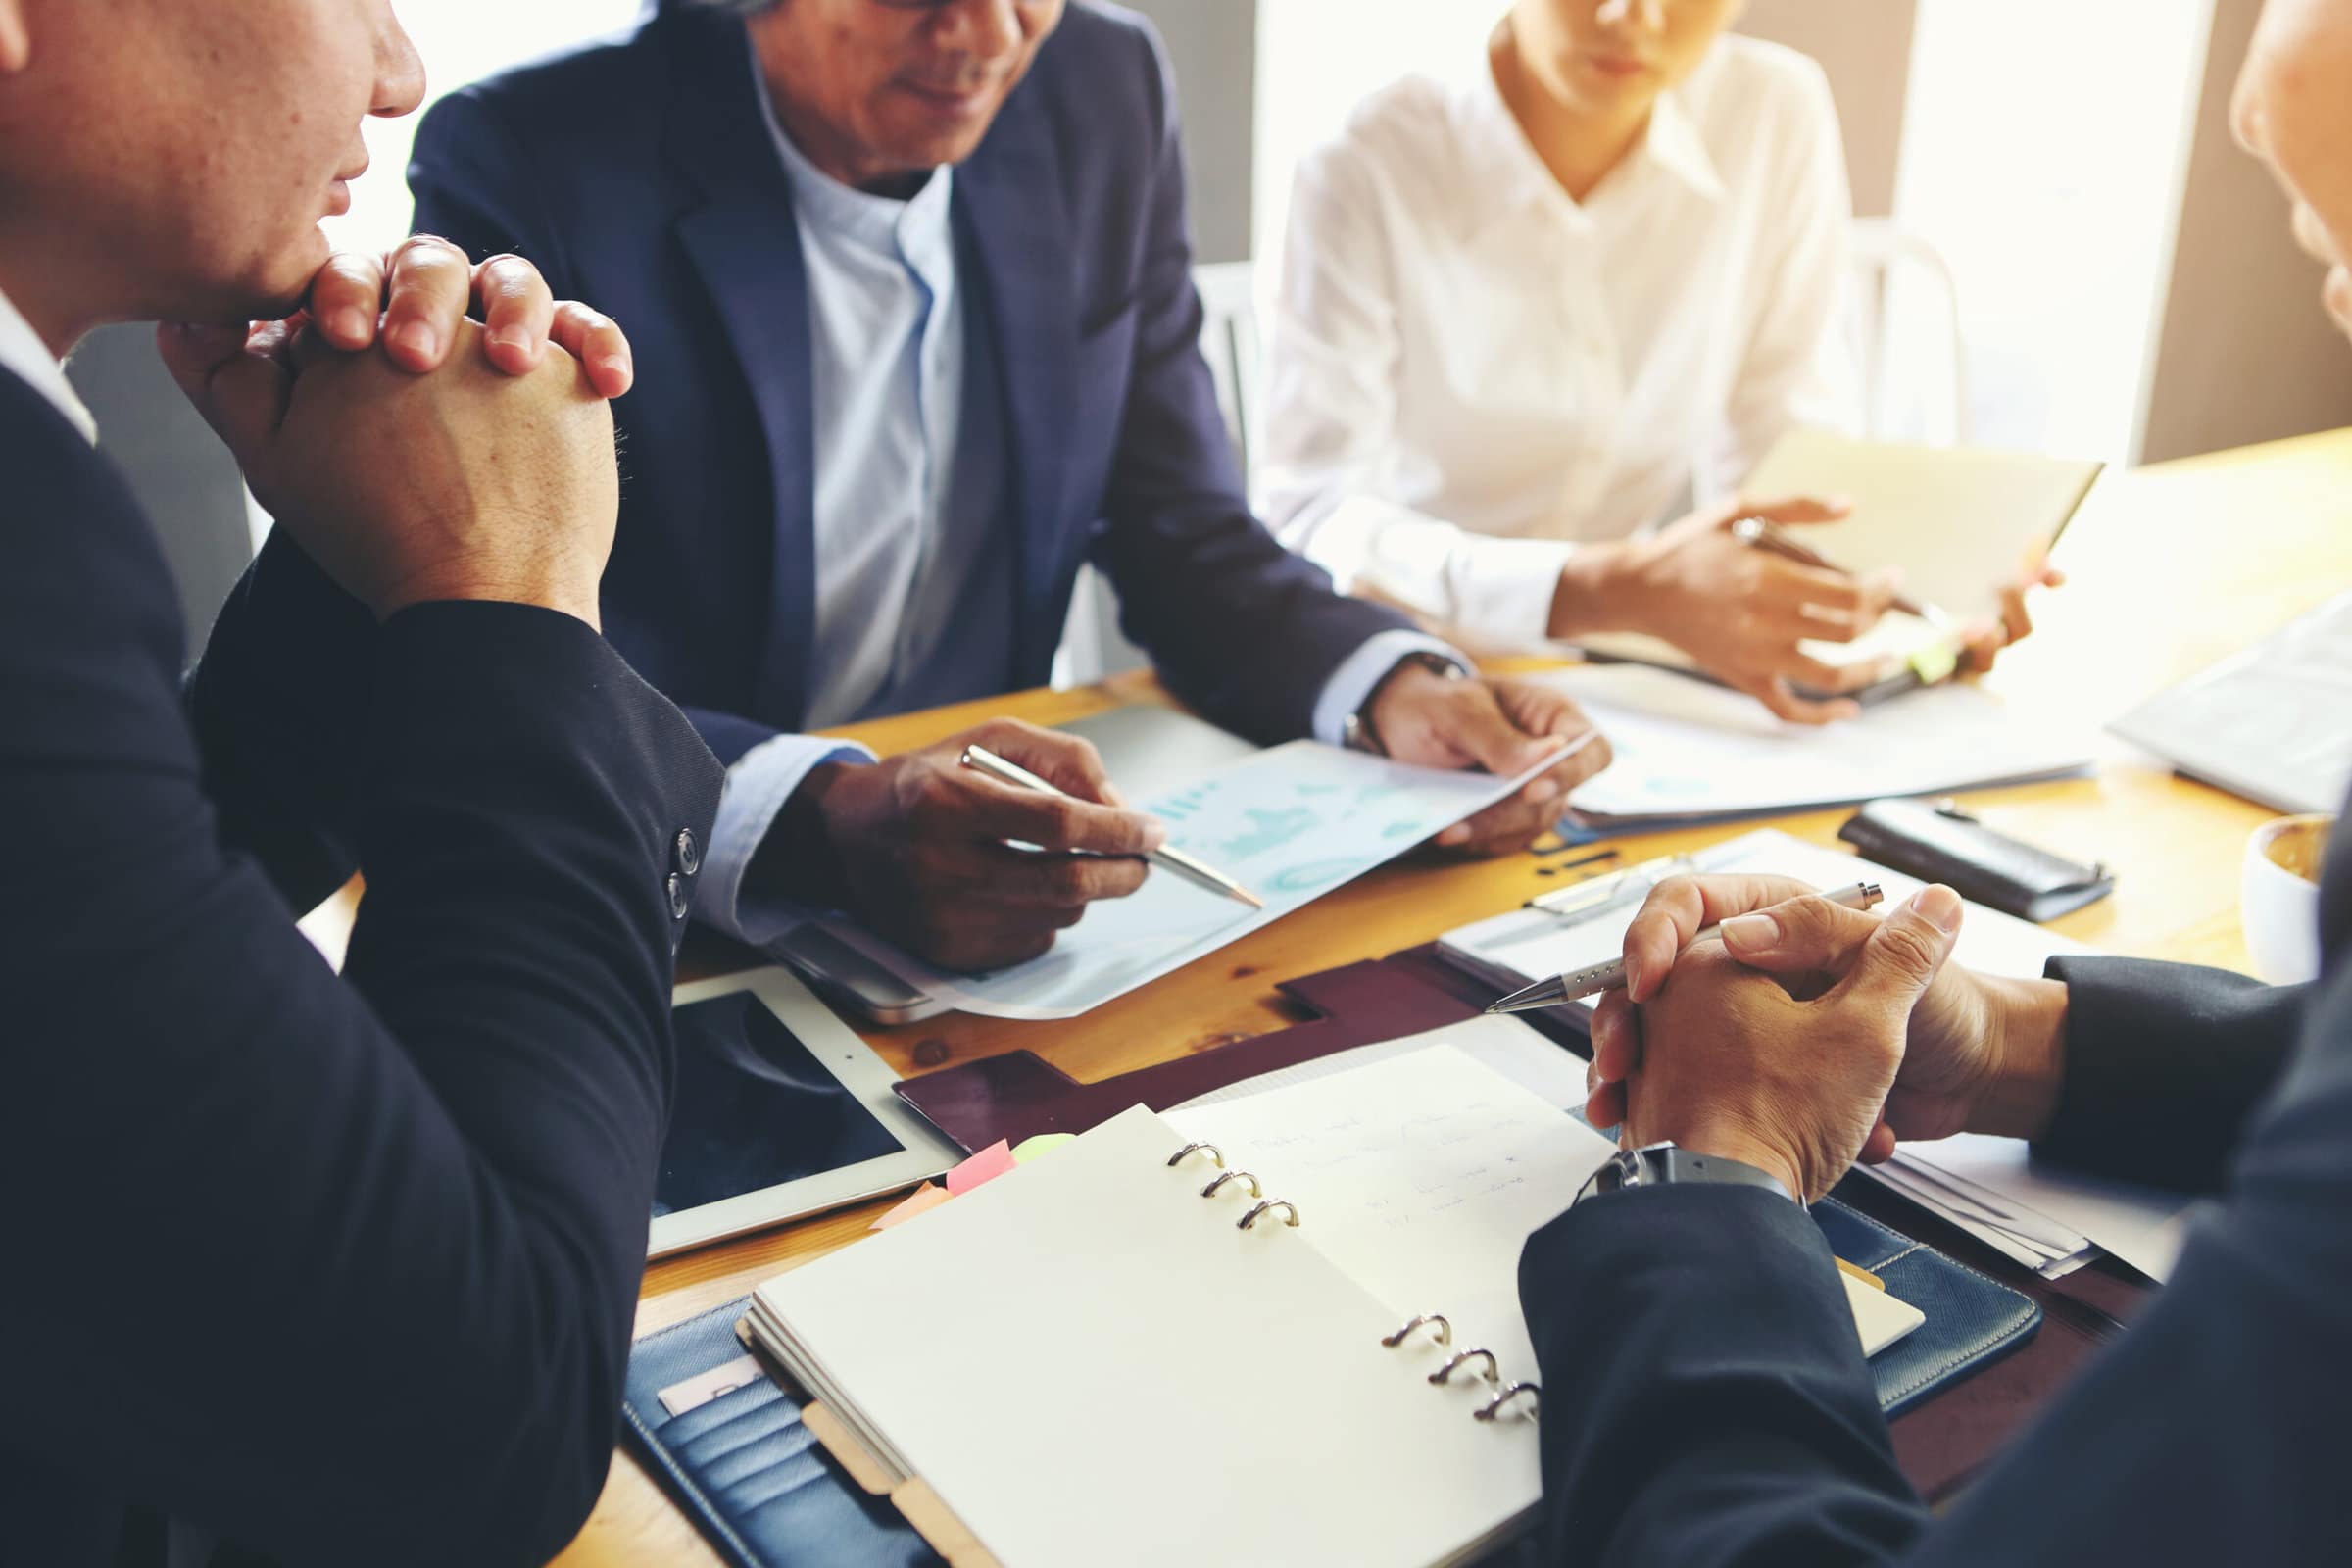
818;739;1573;1020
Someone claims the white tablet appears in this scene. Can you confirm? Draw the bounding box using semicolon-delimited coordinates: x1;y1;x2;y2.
648;967;962;1258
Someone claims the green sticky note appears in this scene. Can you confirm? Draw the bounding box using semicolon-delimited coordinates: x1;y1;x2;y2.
1908;639;1961;686
1010;1133;1077;1165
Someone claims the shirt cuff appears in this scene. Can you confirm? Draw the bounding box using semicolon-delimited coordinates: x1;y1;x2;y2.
1275;491;1582;651
1310;629;1472;747
699;732;878;948
1443;534;1584;650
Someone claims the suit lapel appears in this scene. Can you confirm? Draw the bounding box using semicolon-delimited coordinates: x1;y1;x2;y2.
951;88;1081;682
662;14;818;728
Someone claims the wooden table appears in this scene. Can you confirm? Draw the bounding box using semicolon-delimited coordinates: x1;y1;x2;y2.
547;427;2352;1566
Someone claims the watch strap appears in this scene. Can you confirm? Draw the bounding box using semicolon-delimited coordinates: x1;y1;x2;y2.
1344;651;1468;756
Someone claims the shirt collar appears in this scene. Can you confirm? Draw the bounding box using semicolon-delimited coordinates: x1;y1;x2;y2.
0;283;98;446
753;57;955;267
1456;47;1728;233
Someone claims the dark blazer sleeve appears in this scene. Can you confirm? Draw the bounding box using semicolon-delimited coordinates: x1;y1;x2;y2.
0;413;722;1566
1086;24;1416;744
1520;1188;1928;1567
183;530;376;914
1523;947;2352;1566
2034;955;2306;1193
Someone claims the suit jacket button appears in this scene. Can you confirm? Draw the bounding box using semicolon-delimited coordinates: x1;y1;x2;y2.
667;872;690;921
674;828;702;877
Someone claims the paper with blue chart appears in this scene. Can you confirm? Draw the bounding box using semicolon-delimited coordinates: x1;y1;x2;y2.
821;741;1552;1020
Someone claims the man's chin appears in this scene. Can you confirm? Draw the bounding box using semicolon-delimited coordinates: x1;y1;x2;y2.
238;227;336;322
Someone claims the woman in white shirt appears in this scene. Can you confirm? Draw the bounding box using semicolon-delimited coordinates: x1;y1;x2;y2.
1261;0;2037;723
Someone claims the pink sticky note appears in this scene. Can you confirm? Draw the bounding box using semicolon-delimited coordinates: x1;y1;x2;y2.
872;1182;955;1231
944;1139;1018;1196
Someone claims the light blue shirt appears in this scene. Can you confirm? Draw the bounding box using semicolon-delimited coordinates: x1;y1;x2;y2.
702;89;1455;948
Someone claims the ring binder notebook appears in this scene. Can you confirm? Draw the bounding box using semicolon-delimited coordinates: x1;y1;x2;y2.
733;1046;2038;1568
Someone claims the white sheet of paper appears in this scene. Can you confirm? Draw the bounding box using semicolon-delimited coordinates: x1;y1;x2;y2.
1536;664;2088;824
754;1103;1542;1568
2111;586;2352;816
1168;1045;1620;1382
825;739;1564;1019
1894;1132;2192;1283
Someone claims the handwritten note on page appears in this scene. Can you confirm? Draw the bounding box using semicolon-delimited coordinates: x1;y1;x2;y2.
1168;1045;1619;1382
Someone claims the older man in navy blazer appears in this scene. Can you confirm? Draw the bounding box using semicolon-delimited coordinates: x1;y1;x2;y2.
407;0;1612;972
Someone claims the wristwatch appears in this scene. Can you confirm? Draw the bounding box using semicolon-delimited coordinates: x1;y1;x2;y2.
1343;651;1469;756
1573;1141;1797;1206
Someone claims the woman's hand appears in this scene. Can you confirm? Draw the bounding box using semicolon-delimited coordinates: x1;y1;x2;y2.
1549;495;1903;724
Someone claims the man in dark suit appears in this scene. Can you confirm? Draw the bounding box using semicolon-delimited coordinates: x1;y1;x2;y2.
1525;14;2352;1559
404;0;1614;973
0;2;721;1563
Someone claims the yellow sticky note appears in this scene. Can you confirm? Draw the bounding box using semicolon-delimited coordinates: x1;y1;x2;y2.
1011;1133;1076;1165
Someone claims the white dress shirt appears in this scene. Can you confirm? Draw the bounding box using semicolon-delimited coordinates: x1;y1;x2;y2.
0;285;99;446
1259;35;1861;651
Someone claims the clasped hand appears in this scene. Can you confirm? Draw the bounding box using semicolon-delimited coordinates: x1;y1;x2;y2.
1583;873;2004;1202
158;236;633;626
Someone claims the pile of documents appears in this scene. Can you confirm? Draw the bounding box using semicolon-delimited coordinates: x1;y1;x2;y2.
1538;664;2091;829
1439;830;2191;1283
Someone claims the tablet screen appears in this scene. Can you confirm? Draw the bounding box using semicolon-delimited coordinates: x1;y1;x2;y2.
655;991;908;1216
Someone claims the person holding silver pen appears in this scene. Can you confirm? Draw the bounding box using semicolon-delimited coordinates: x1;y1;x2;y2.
380;0;1618;978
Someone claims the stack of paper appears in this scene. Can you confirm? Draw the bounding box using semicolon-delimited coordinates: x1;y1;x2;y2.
1540;663;2091;827
1437;829;2190;1280
2110;587;2352;815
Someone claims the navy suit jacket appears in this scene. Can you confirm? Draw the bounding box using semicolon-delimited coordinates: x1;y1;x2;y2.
0;366;722;1567
407;2;1409;768
1520;805;2352;1562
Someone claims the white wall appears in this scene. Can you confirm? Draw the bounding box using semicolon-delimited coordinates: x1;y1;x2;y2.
330;0;647;256
1890;0;2215;462
1251;0;1498;286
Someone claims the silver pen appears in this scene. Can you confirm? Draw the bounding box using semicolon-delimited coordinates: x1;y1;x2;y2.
1486;880;1885;1012
959;744;1265;910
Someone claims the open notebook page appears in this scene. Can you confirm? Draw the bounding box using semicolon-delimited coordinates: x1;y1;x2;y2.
755;1103;1540;1568
1167;1045;1618;1384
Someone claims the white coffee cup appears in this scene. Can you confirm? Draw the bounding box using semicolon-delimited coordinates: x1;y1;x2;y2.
2241;813;2332;984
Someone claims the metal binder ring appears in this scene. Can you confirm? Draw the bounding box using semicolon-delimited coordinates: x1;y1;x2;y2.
1380;1314;1454;1349
1237;1199;1300;1230
1474;1382;1541;1423
1200;1170;1262;1200
1428;1349;1500;1387
1167;1142;1225;1170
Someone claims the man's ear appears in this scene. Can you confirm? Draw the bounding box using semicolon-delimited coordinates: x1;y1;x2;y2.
0;0;29;75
